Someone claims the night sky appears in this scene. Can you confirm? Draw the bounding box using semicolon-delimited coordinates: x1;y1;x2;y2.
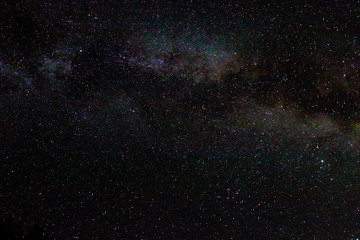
1;0;360;239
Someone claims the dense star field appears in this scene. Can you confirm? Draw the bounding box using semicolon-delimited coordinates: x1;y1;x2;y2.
1;0;360;238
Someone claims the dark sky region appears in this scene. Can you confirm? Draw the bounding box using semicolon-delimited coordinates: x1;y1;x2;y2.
1;0;360;239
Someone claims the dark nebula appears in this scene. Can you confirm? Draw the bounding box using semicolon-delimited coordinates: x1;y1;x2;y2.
1;0;360;238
